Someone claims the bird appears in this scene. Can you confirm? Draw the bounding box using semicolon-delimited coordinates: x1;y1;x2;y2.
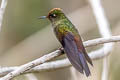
39;8;93;77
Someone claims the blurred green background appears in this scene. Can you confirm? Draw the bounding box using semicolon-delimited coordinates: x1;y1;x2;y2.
0;0;120;80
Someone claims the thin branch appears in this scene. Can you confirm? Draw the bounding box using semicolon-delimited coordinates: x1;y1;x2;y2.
0;50;63;80
0;59;70;77
0;0;116;80
0;35;119;79
89;0;114;80
0;0;7;31
84;36;118;47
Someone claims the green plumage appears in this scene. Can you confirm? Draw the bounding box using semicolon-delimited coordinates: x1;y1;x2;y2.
49;9;78;35
53;19;79;42
40;8;93;77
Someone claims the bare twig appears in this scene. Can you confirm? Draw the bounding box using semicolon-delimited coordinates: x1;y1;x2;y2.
0;50;63;80
0;0;7;31
0;0;117;80
89;0;114;80
0;35;119;79
0;59;71;77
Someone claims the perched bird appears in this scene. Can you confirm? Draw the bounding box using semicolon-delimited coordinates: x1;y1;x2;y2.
39;8;93;77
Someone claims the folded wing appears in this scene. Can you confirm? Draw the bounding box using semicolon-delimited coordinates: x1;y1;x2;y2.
61;32;92;77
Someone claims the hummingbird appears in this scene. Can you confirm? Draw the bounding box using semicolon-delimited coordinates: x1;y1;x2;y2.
39;8;93;77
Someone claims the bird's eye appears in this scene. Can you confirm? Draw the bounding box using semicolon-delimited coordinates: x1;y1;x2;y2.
50;14;57;18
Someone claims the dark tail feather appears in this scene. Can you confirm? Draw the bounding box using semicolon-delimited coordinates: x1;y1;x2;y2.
84;52;93;66
78;53;91;77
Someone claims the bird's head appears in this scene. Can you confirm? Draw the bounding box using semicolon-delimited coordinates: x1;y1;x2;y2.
38;8;65;22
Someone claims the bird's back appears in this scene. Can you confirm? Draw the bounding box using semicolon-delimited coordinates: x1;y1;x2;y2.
52;15;93;76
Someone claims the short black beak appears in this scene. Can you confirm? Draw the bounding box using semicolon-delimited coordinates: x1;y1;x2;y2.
37;16;47;19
